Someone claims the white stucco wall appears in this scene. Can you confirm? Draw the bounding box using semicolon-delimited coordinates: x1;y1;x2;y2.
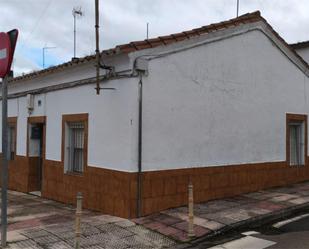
8;54;130;95
44;79;139;171
0;76;139;172
295;47;309;64
141;29;309;171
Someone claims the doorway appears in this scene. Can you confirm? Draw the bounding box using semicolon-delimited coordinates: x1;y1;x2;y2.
28;117;46;195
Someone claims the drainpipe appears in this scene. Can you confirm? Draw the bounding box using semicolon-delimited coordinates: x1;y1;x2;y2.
137;72;143;218
134;58;148;218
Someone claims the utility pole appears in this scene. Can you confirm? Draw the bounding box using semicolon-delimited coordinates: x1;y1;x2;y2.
237;0;240;17
95;0;100;95
73;7;83;58
42;46;56;69
94;0;114;94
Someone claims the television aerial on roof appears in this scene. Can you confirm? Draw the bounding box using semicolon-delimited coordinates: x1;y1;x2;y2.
72;6;84;59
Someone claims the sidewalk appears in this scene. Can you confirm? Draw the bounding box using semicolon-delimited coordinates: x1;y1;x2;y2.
133;181;309;243
2;181;309;248
0;191;176;248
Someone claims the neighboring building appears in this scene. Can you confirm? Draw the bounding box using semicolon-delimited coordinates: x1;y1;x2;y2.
291;40;309;64
1;11;309;218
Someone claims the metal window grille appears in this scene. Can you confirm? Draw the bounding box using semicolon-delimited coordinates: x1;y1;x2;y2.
8;126;15;160
67;122;84;173
289;123;304;166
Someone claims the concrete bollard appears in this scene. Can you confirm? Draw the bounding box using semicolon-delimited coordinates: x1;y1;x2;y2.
188;182;195;238
75;192;83;249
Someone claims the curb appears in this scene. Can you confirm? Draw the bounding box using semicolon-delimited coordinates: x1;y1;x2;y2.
183;201;309;248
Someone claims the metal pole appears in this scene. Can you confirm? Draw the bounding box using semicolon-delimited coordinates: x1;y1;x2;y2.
43;48;45;69
95;0;101;95
237;0;239;17
74;14;76;58
74;192;83;249
1;75;8;248
137;74;143;218
146;23;149;39
42;47;56;69
188;182;195;238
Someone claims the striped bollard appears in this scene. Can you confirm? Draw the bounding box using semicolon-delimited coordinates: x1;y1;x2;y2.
75;192;83;249
188;182;195;238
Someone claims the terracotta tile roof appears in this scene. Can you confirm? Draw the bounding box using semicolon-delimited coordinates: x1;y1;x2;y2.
11;10;308;83
11;54;96;82
107;11;262;55
290;40;309;50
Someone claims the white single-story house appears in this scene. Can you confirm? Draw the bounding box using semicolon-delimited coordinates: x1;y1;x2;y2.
1;11;309;218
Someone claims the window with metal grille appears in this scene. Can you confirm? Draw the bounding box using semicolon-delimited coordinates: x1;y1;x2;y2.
289;122;305;166
8;125;16;160
65;122;85;173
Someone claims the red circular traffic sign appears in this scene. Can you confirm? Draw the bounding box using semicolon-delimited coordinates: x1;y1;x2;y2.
0;32;12;78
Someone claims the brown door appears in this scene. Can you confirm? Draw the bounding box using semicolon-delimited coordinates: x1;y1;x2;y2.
28;117;46;193
37;123;45;190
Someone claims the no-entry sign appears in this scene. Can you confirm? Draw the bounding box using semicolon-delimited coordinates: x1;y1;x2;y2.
0;29;18;78
0;32;11;78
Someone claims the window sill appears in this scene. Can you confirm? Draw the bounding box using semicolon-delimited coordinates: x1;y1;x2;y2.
289;164;305;167
65;171;84;177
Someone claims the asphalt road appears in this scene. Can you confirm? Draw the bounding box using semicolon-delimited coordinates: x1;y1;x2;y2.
185;213;309;249
254;215;309;249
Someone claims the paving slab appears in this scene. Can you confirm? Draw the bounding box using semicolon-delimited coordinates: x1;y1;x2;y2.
4;181;309;247
7;231;27;243
134;181;309;243
0;190;176;249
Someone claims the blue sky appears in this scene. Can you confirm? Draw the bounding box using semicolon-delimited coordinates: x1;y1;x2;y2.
16;44;64;70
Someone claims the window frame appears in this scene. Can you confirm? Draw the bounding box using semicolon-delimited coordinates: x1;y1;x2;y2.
7;117;17;161
62;113;88;175
286;113;307;167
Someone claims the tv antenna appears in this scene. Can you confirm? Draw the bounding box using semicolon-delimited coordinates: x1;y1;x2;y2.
236;0;240;17
72;6;84;58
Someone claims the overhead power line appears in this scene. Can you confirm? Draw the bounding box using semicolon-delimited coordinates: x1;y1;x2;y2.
21;0;54;50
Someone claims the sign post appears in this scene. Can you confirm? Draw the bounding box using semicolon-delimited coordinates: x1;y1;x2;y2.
0;29;18;248
1;74;8;248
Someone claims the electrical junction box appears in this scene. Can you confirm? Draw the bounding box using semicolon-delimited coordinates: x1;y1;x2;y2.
135;58;148;72
26;94;34;113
